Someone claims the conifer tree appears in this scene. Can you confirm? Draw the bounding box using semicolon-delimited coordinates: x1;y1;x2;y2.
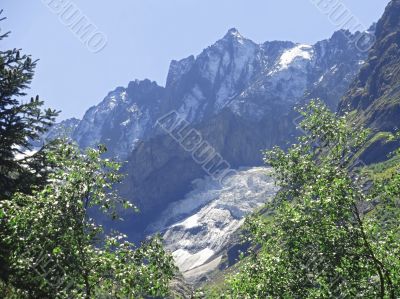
0;10;58;200
0;10;58;283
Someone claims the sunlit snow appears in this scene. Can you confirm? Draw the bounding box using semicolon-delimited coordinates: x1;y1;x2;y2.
147;167;279;282
278;44;313;70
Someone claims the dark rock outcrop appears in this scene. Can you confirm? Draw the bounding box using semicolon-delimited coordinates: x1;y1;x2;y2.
339;0;400;133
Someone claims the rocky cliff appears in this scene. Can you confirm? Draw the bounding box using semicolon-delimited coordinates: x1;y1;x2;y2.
339;0;400;163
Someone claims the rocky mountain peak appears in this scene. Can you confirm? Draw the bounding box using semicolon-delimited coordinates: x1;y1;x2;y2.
127;79;160;91
60;24;374;159
214;27;253;48
340;0;400;112
223;27;243;39
166;55;196;87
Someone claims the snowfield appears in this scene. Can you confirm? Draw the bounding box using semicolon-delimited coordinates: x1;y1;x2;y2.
147;167;279;283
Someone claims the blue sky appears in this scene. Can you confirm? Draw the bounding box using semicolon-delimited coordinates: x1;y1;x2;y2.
1;0;390;120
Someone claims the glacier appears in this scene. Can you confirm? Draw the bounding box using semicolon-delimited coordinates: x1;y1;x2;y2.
146;167;279;284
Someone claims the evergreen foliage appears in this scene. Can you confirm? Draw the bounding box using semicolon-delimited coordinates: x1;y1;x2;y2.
0;10;58;199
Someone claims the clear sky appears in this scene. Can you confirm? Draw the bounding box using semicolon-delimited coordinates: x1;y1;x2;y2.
0;0;390;120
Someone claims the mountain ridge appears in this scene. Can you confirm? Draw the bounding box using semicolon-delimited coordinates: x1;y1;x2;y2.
61;28;373;157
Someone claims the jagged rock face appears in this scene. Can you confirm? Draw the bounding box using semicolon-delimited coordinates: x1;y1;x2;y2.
146;167;278;284
67;27;371;162
339;0;400;133
32;118;80;148
307;29;374;110
164;28;369;124
72;80;165;159
163;29;289;123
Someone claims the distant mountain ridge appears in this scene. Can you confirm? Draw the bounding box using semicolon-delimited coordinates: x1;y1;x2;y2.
63;28;372;159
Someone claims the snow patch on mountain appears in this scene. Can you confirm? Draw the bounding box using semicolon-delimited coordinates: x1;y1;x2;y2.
279;44;313;70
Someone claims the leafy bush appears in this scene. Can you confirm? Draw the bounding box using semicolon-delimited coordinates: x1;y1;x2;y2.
1;142;176;298
221;100;399;298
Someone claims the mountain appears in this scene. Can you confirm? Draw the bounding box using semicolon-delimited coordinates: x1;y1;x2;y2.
116;28;373;236
339;0;400;163
49;27;375;281
67;28;372;161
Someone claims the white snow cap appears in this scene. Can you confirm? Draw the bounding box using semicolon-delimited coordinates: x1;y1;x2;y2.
279;44;313;70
